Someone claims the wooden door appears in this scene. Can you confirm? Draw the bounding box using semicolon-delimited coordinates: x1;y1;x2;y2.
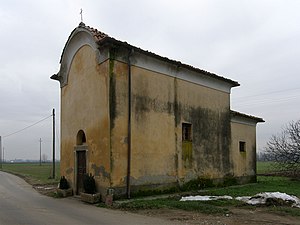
76;151;86;195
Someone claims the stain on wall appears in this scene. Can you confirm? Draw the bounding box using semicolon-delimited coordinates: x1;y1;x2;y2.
188;107;232;176
109;58;117;130
91;164;110;179
66;167;73;175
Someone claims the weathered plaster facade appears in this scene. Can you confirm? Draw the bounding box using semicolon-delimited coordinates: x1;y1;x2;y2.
230;111;260;182
51;23;264;200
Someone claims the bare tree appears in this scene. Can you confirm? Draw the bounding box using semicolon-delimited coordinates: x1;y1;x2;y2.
265;120;300;176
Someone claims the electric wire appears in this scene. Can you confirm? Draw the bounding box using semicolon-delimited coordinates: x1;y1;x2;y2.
233;87;300;101
3;115;52;138
232;87;300;108
232;93;300;108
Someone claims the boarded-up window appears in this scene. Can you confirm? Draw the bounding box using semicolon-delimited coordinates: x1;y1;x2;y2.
239;141;246;152
182;123;192;141
182;123;192;164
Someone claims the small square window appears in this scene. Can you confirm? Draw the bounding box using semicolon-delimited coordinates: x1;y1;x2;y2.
239;141;246;152
182;123;192;142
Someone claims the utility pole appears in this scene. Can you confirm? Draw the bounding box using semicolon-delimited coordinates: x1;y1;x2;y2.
52;109;55;179
39;138;42;166
0;136;2;169
3;147;4;164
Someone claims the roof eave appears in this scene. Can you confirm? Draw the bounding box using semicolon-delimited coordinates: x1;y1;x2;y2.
231;110;265;123
96;37;240;88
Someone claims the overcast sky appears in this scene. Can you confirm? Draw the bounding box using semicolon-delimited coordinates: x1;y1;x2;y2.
0;0;299;161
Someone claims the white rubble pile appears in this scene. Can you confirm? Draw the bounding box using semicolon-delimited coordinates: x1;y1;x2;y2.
180;192;300;208
180;195;233;201
236;192;300;208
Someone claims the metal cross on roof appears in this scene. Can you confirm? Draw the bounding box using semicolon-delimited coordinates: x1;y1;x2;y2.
80;8;83;22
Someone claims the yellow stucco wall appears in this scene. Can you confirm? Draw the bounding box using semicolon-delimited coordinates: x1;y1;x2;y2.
130;66;178;187
109;61;232;191
230;121;257;177
60;45;110;193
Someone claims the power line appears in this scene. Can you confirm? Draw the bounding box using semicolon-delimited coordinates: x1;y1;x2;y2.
3;115;52;138
233;87;300;101
232;87;300;109
233;93;300;106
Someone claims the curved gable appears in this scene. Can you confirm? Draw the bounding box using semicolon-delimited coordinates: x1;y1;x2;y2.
53;23;106;87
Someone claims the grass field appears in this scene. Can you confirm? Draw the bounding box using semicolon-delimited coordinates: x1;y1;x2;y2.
205;176;300;197
0;161;274;184
115;162;300;216
116;176;300;216
256;161;276;174
1;162;60;185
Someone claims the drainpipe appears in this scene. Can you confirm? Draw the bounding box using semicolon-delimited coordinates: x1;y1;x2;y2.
126;48;133;199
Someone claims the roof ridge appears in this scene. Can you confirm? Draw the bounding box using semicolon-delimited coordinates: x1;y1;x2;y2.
78;22;108;41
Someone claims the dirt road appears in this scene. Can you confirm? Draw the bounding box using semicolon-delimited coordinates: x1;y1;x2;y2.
135;207;300;225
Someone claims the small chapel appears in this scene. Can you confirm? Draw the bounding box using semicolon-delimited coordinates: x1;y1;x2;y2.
51;23;264;200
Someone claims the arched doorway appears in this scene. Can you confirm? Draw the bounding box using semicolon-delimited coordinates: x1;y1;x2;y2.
75;130;87;195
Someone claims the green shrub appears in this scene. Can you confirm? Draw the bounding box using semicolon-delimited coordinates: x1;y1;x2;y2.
83;173;96;194
59;176;69;189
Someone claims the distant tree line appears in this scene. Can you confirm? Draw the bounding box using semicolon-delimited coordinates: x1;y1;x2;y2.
256;151;271;162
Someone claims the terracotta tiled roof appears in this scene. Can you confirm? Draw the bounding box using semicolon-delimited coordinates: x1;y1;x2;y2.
78;22;108;41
